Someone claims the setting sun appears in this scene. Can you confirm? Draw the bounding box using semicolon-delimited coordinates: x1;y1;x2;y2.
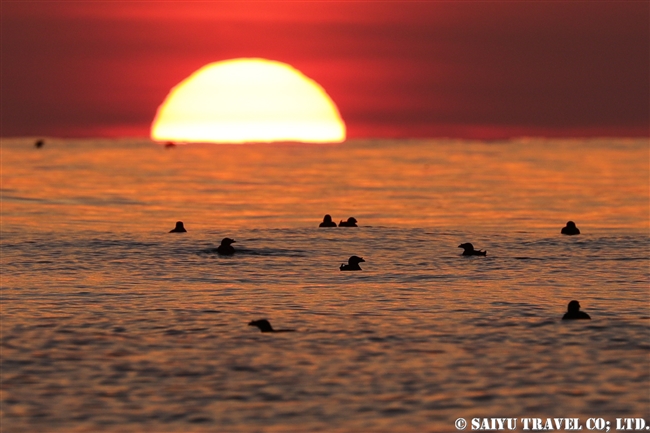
151;58;346;143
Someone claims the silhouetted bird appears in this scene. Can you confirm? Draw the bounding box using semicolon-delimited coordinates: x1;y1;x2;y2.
562;300;591;320
339;217;358;227
340;255;365;271
561;221;580;235
319;214;337;227
248;319;296;333
35;139;44;148
169;221;187;233
458;243;487;256
216;238;236;255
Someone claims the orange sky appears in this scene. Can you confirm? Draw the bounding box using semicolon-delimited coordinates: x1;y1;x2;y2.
1;1;648;139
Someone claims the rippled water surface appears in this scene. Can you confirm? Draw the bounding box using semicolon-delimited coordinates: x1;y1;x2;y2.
2;138;649;432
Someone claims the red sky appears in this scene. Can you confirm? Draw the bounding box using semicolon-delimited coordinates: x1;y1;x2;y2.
2;1;648;139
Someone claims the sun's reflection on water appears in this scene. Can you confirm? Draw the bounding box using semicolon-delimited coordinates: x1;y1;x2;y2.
2;138;647;233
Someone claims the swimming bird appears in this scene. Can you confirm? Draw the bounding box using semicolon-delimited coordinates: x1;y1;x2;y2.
248;319;296;333
562;300;591;320
35;139;44;148
216;237;236;255
561;221;580;235
458;243;487;256
319;214;337;227
169;221;187;233
339;217;358;227
340;255;365;271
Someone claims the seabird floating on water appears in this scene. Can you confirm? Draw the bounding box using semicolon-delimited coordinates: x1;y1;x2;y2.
319;214;337;227
340;255;365;271
561;221;580;235
248;319;296;333
458;243;487;256
562;300;591;320
339;217;358;227
216;238;236;255
169;221;187;233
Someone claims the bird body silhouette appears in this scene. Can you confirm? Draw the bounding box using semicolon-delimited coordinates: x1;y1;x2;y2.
561;221;580;235
562;300;591;320
458;243;487;256
339;217;358;227
340;255;365;271
169;221;187;233
248;319;296;333
319;214;337;227
216;238;236;255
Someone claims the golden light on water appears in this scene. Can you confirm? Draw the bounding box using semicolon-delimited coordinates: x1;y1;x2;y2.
151;58;346;144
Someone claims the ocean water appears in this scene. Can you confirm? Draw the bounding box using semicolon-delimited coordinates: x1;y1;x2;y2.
1;138;649;432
